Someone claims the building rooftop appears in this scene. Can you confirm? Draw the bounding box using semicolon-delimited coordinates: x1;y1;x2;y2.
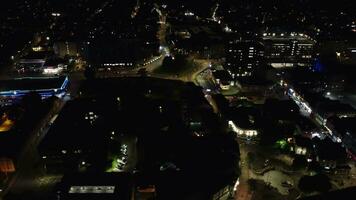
296;116;318;132
56;172;133;200
0;76;68;94
314;138;347;161
212;70;233;83
20;51;50;60
228;106;261;129
294;135;313;148
38;98;120;153
262;33;316;44
330;116;356;137
301;186;356;200
317;101;356;116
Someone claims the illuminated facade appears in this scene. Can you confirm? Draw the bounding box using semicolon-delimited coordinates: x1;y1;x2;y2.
262;33;315;68
212;70;234;90
225;39;264;77
228;120;258;138
0;76;69;105
54;42;79;58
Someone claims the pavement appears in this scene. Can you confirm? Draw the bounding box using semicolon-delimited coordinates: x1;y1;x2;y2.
257;170;293;195
235;142;252;200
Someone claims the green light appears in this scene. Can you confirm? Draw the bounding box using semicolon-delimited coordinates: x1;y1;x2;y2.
276;139;288;149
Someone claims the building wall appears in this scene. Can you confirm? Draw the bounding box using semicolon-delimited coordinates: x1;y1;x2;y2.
54;42;79;58
262;33;315;68
225;40;264;77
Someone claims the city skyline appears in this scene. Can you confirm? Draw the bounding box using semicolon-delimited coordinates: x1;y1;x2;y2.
0;1;356;200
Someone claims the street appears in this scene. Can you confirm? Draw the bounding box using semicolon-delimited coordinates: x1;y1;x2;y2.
0;72;83;199
235;141;252;200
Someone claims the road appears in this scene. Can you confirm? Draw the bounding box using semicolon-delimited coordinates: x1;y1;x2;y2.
235;141;252;200
281;80;343;143
0;72;83;200
0;100;64;199
0;4;222;199
195;66;220;94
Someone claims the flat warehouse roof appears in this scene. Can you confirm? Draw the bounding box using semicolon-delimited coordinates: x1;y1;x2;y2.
0;76;68;93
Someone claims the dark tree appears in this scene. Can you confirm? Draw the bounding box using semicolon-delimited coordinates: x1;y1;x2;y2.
21;92;42;111
159;54;190;74
292;156;308;170
298;174;331;193
137;68;148;77
248;179;258;191
84;66;96;80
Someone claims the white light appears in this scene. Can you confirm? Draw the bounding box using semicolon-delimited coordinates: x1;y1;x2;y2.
336;137;342;143
51;13;61;17
184;11;194;16
43;67;63;74
233;178;240;191
69;186;115;194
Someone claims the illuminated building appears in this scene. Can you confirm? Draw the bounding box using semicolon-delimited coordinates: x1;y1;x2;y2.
43;58;67;75
86;39;138;70
225;39;264;78
262;33;315;68
0;76;69;105
55;173;133;200
54;41;79;58
212;70;234;90
16;51;66;75
326;117;356;161
0;113;15;132
229;120;258;138
17;51;48;73
293;136;313;156
314;138;348;171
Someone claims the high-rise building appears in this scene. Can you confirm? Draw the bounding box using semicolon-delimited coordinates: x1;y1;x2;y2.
225;39;264;78
262;33;315;68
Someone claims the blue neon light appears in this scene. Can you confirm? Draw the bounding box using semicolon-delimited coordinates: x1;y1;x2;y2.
313;58;323;72
0;76;69;98
60;76;69;90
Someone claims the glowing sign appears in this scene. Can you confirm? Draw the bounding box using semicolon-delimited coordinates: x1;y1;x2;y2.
69;186;115;194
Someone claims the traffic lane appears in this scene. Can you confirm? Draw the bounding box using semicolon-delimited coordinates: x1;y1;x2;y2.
1;99;65;199
235;184;252;200
2;72;79;198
